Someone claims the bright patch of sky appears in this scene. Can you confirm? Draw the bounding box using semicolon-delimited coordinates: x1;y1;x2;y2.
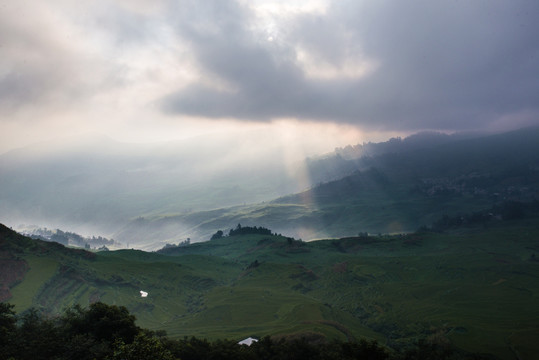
1;0;538;154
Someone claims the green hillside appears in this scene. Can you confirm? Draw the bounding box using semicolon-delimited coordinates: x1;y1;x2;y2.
2;220;539;359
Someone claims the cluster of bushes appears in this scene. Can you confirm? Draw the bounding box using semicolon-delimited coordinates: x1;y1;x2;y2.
211;224;275;240
0;302;494;360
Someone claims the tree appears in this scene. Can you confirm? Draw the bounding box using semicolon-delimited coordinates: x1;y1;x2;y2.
0;303;16;358
165;336;212;360
16;308;64;360
211;230;224;240
110;332;174;360
63;302;139;344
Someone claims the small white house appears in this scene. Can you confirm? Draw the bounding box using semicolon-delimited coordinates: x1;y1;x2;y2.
238;337;258;346
140;290;148;298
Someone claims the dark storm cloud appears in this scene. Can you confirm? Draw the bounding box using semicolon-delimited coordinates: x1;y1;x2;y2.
339;0;539;129
162;0;305;119
162;0;350;121
162;0;539;131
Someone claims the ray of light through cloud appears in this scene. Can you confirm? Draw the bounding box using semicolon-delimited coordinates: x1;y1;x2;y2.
2;0;538;154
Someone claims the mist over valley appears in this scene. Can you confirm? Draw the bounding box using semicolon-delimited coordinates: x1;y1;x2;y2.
4;127;538;250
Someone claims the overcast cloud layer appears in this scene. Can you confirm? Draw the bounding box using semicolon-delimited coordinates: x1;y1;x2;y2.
1;0;538;152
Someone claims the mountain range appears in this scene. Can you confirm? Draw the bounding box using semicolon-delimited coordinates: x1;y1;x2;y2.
113;127;539;249
2;127;539;249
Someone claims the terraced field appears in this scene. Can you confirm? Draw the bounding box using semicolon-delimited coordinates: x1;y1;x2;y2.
2;222;539;359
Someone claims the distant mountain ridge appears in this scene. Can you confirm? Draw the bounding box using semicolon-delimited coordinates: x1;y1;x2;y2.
2;127;539;248
334;130;483;159
305;131;485;184
112;127;539;247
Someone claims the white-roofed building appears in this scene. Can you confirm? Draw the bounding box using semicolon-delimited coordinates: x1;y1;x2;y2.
238;337;258;346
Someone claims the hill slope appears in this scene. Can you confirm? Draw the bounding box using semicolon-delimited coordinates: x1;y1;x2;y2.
3;222;539;359
115;127;539;246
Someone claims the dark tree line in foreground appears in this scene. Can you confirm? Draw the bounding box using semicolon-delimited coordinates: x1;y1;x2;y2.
0;302;495;360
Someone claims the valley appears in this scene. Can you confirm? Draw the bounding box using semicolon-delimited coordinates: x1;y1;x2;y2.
111;128;539;249
3;2;538;358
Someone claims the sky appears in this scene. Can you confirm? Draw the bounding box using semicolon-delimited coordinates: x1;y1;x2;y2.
1;0;538;154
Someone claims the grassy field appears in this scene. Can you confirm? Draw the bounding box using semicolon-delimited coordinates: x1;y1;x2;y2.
2;220;539;359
